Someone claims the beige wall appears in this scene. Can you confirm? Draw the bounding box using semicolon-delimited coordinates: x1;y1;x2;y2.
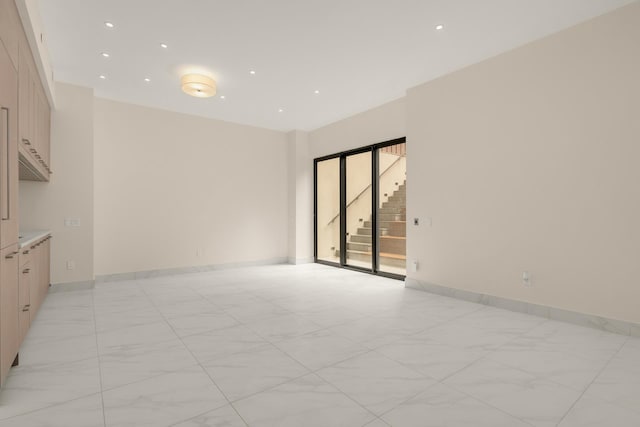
93;98;288;276
309;97;406;158
407;3;640;323
287;130;313;264
19;82;94;284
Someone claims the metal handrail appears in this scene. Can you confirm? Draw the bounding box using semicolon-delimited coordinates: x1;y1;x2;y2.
326;155;404;226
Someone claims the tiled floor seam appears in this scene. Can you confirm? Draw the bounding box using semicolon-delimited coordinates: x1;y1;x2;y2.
0;392;104;423
137;283;252;427
90;287;108;427
553;335;631;426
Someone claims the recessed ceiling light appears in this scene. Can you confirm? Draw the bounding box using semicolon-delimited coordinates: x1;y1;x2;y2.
160;43;168;49
314;90;320;94
220;95;225;99
436;24;444;30
278;108;284;113
144;78;151;82
99;75;106;79
249;70;256;75
104;21;114;28
101;52;110;58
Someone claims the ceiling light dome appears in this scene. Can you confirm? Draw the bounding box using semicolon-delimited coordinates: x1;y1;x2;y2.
181;74;216;98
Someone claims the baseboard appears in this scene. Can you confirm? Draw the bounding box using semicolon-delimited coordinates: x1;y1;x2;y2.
49;280;96;293
405;278;640;337
95;257;289;283
288;257;314;265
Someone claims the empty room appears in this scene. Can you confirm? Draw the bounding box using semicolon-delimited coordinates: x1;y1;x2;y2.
0;0;639;426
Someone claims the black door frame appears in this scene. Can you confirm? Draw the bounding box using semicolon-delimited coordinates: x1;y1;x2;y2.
313;137;406;281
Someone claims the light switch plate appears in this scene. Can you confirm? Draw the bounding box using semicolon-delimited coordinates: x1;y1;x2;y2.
64;218;81;227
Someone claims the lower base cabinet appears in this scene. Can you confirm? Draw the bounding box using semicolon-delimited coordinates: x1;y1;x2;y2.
0;235;51;386
0;244;20;386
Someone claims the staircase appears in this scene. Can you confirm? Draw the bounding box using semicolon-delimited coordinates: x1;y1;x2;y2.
343;181;406;270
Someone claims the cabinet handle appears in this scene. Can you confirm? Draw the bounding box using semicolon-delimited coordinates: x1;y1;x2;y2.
22;138;31;145
22;250;29;254
29;148;36;153
22;307;29;312
22;268;30;274
5;251;19;259
1;107;9;221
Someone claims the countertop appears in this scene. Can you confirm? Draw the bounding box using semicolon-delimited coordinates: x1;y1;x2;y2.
18;230;51;249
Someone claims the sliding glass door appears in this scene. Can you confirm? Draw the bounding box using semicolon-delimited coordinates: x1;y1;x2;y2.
314;138;406;278
315;157;340;264
377;142;407;275
345;151;372;269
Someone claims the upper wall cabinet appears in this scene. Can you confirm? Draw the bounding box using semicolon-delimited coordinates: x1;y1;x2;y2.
1;0;52;182
17;38;51;181
0;0;20;70
0;29;19;249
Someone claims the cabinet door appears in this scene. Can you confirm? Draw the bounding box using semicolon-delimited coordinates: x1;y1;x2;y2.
0;244;20;386
19;260;31;345
44;101;50;170
0;0;19;69
28;242;40;320
0;41;19;249
43;238;50;290
18;44;31;149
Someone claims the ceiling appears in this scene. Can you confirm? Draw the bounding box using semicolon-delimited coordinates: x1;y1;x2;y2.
38;0;634;132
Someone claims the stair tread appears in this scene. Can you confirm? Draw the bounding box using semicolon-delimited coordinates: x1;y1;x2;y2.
379;235;406;240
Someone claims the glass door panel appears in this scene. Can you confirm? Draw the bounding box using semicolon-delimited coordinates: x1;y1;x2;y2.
345;151;372;270
377;142;407;275
316;157;341;264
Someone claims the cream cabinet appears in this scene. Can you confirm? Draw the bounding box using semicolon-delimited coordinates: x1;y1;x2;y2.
17;34;51;181
18;251;30;344
0;244;19;386
0;0;52;386
25;235;49;324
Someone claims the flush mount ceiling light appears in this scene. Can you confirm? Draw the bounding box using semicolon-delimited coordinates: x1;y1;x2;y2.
436;24;444;30
181;74;216;98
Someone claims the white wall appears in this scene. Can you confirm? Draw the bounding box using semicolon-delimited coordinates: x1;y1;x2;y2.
406;3;640;324
19;82;94;284
93;98;289;276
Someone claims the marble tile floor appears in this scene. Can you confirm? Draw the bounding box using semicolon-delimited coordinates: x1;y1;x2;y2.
0;263;638;426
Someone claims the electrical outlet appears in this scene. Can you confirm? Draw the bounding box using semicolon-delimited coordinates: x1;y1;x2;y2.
64;218;81;227
414;218;419;226
522;271;532;287
66;261;76;270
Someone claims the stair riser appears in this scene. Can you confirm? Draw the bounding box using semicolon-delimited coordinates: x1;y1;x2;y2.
381;203;405;211
379;257;407;269
364;220;405;229
379;238;406;255
356;228;396;236
379;213;406;221
387;196;405;204
387;222;406;237
379;207;404;214
346;251;406;269
347;242;371;252
351;235;372;244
